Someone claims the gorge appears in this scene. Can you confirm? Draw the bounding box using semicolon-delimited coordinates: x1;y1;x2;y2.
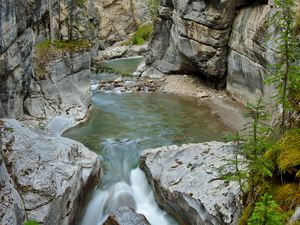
1;0;299;225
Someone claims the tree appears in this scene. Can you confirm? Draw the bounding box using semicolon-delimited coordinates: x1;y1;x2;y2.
248;193;285;225
218;98;273;202
267;0;300;134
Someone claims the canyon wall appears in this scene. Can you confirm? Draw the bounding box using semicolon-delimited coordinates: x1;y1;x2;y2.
141;0;275;103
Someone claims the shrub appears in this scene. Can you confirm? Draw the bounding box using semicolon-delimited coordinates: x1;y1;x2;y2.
131;23;153;45
248;194;285;225
24;221;40;225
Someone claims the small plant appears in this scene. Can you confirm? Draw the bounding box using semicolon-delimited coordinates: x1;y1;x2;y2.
131;23;153;45
248;194;285;225
24;220;40;225
148;0;160;19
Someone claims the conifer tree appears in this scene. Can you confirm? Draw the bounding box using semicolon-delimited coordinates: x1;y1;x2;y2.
248;194;285;225
267;0;300;133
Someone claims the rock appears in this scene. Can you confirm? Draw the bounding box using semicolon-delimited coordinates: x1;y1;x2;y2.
24;49;92;122
227;4;276;104
141;0;241;82
103;207;150;225
1;119;101;225
140;142;242;225
94;0;151;48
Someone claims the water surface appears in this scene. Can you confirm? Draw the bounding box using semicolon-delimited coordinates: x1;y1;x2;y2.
64;92;233;225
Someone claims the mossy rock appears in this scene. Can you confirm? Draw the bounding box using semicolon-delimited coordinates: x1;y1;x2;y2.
277;129;300;176
272;183;300;211
239;204;253;225
33;39;90;79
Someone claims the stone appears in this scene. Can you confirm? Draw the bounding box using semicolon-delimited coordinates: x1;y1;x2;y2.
140;142;242;225
94;0;151;48
227;4;276;104
141;0;239;81
24;50;92;122
1;119;101;225
103;207;151;225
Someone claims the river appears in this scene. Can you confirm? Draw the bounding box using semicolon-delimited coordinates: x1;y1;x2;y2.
63;58;233;225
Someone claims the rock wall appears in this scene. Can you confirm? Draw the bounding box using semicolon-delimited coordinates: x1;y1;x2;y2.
141;0;275;101
0;0;98;119
94;0;151;48
24;46;92;122
227;3;276;104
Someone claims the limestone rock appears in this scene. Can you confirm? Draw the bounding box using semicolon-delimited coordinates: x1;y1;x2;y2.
227;4;276;104
103;207;151;225
140;142;241;225
141;0;242;82
0;119;101;225
24;49;92;122
94;0;151;48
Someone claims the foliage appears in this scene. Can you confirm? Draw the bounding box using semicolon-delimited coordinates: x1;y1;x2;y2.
248;194;286;225
238;203;253;225
219;98;273;201
277;129;300;176
24;221;40;225
76;0;85;8
34;39;90;79
266;0;300;133
272;183;300;211
148;0;160;19
131;23;153;45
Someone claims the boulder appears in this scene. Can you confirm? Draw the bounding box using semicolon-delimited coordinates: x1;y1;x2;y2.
140;142;242;225
103;207;151;225
0;119;101;225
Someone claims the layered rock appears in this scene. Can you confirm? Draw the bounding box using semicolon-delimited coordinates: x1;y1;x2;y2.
141;0;251;83
0;119;101;225
94;0;151;48
24;45;92;122
227;3;276;104
140;142;241;225
0;0;97;119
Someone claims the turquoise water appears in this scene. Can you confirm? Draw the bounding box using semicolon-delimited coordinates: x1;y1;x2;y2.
98;57;142;75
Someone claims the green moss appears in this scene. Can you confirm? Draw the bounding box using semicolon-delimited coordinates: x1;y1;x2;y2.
277;129;300;175
131;23;153;45
272;183;300;211
239;204;253;225
76;0;85;8
24;221;40;225
34;39;90;79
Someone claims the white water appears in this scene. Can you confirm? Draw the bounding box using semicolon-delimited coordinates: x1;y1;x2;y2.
80;168;175;225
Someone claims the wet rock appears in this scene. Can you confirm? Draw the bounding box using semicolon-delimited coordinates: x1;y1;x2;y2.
0;119;101;225
103;207;150;225
140;142;242;225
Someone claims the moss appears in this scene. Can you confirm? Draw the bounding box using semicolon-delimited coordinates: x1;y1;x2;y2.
272;183;300;211
131;23;153;45
76;0;85;8
34;39;90;79
239;204;253;225
277;129;300;176
24;221;40;225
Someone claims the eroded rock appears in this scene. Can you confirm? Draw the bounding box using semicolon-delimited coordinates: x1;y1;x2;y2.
140;142;242;225
0;119;101;225
103;207;151;225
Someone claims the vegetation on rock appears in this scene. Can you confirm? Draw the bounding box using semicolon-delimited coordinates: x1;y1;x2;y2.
124;23;153;45
33;39;90;79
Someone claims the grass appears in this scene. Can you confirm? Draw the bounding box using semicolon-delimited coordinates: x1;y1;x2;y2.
77;0;85;8
130;23;153;45
34;39;90;79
